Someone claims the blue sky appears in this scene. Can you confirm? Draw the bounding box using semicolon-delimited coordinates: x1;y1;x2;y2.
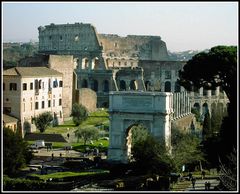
2;1;238;52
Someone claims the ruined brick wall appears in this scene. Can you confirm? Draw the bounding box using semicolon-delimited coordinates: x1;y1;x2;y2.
171;114;195;132
48;55;74;118
75;88;97;112
38;23;101;53
98;34;169;61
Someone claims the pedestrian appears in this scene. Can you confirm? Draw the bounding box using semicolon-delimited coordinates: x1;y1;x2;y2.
205;181;208;190
188;172;193;181
191;177;196;189
51;153;54;160
207;181;211;190
201;170;206;179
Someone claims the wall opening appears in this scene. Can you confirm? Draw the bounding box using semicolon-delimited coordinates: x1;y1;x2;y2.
125;124;150;162
120;80;126;91
130;80;137;90
165;81;171;92
81;79;88;88
103;80;109;92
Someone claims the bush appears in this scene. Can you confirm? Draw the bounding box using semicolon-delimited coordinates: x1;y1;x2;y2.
71;103;88;126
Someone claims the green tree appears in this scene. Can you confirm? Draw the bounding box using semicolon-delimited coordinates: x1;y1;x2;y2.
132;135;174;175
74;126;99;145
178;46;237;104
191;107;201;122
211;107;223;136
131;124;150;146
171;128;204;172
3;127;33;176
178;45;237;158
34;112;53;133
71;103;88;126
202;111;211;141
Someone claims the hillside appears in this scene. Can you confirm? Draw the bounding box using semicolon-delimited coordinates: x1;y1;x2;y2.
3;42;39;69
168;49;209;61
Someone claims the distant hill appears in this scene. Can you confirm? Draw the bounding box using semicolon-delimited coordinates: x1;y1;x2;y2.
3;42;39;69
168;49;209;61
3;41;209;67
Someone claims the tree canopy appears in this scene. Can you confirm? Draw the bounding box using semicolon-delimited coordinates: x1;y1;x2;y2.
171;127;204;172
3;127;33;176
34;112;53;133
178;45;237;104
74;126;99;145
71;103;88;126
178;45;237;167
132;135;174;175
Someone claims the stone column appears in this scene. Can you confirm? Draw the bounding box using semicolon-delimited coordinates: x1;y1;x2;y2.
215;86;220;96
199;87;203;97
173;93;177;119
177;92;181;117
125;80;130;91
207;90;211;97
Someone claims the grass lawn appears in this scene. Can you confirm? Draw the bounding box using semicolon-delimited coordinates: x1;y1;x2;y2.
28;109;110;150
72;139;109;152
30;170;109;181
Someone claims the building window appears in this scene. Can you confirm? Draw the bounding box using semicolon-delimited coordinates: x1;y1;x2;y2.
31;102;32;110
75;35;79;41
53;80;58;88
59;99;62;106
35;102;39;110
114;42;118;47
39;80;42;89
49;36;52;40
53;99;55;107
10;83;17;91
48;100;51;107
42;82;44;89
60;35;63;41
3;83;5;90
59;81;63;87
165;71;171;79
42;101;45;109
23;83;27;90
30;82;33;90
119;62;121;66
4;107;11;114
23;103;25;112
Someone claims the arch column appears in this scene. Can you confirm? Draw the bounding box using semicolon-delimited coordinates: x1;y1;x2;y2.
199;87;203;97
215;86;220;96
177;93;180;118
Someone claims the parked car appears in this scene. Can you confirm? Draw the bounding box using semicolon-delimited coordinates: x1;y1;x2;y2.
30;140;45;149
64;145;72;150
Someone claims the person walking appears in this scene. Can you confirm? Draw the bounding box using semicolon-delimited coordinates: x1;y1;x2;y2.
51;153;54;161
207;181;211;190
191;177;196;190
201;170;206;179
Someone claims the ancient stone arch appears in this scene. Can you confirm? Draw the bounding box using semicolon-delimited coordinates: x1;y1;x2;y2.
165;81;171;92
108;91;173;163
81;79;88;88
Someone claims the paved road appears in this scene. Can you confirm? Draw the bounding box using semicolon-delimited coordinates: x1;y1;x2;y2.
185;178;220;191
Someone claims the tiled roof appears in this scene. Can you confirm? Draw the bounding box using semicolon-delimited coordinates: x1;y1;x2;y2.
3;114;18;123
3;67;62;77
24;133;67;142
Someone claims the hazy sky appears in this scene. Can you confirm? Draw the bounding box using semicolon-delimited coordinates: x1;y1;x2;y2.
2;1;238;52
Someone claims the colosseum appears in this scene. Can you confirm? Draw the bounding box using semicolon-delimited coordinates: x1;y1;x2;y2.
37;22;228;120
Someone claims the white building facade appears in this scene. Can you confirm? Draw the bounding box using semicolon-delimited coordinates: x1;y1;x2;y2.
3;67;64;136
